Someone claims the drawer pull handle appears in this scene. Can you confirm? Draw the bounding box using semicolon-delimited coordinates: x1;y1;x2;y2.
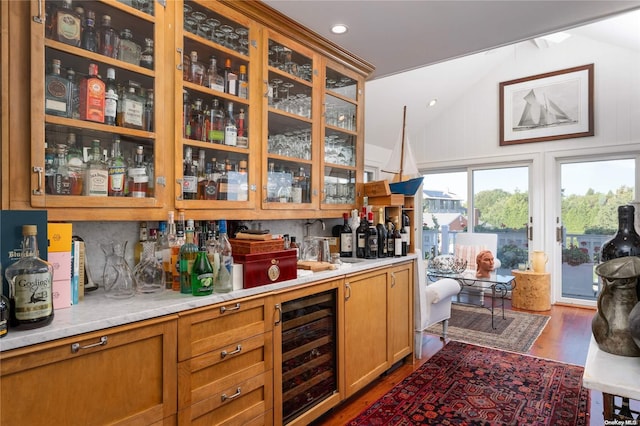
221;344;242;358
71;336;107;353
221;387;241;402
220;303;240;313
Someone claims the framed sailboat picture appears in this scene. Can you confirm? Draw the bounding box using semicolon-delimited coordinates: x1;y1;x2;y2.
499;64;594;145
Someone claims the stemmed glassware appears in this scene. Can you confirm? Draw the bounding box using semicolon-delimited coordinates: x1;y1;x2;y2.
235;27;249;55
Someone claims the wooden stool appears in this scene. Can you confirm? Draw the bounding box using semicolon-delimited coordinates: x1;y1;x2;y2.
511;270;551;311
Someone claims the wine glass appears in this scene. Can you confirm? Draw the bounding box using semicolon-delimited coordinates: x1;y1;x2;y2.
191;11;207;37
205;18;220;41
235;27;249;55
219;25;234;48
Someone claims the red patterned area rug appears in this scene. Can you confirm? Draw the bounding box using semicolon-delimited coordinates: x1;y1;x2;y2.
348;341;589;426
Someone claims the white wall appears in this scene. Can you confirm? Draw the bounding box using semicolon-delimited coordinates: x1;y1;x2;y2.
364;33;640;168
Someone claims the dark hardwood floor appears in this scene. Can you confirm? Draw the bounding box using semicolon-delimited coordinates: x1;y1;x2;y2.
312;303;603;425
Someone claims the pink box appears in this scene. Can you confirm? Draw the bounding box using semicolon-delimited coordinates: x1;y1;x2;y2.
53;279;71;310
48;251;71;282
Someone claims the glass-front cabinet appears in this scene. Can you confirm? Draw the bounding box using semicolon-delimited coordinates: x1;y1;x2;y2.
263;31;317;210
30;0;167;213
175;0;257;210
322;62;362;209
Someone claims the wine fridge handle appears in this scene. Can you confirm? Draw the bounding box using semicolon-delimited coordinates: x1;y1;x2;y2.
274;303;282;325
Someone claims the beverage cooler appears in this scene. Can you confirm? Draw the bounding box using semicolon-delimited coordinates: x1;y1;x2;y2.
280;289;337;423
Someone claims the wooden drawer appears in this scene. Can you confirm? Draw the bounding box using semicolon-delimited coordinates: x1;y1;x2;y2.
178;331;273;408
0;316;178;426
178;296;272;361
178;371;274;426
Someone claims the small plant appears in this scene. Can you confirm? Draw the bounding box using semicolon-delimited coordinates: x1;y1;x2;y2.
497;244;528;269
562;244;591;266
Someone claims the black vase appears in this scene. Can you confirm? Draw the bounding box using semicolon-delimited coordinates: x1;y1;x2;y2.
601;204;640;300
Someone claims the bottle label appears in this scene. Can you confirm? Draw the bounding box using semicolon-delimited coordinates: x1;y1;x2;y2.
13;272;53;321
357;233;366;249
57;13;81;43
291;187;302;203
123;97;144;128
108;166;126;193
88;169;108;196
183;175;197;194
395;238;402;255
341;233;353;252
105;90;118;120
79;77;105;123
208;129;224;143
225;126;237;146
194;272;214;290
368;235;378;253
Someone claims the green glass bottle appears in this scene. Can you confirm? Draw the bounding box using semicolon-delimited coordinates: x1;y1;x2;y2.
191;233;214;296
179;219;198;294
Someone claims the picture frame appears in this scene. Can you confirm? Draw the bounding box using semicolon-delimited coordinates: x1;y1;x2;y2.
499;64;594;146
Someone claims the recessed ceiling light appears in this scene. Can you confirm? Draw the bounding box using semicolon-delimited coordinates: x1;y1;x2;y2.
427;99;438;107
331;24;348;35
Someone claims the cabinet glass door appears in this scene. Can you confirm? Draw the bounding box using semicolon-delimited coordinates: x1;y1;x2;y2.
322;65;361;208
175;0;255;208
263;32;316;209
31;0;165;209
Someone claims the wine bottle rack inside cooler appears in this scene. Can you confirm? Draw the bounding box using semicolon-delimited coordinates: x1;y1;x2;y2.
281;290;337;423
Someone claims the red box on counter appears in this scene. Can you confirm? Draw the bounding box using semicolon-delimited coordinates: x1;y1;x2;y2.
233;249;298;288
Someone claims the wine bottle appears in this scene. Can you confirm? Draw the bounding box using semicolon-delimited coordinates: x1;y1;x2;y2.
4;225;54;329
340;212;353;257
393;218;402;258
365;211;378;259
356;212;367;258
400;220;408;256
376;209;388;258
179;219;198;294
191;234;214;296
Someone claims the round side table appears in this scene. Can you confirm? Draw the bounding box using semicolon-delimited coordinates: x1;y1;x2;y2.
511;270;551;311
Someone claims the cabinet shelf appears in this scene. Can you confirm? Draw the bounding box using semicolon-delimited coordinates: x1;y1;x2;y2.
282;369;334;402
283;335;332;363
46;115;155;140
267;153;312;165
282;308;332;332
282;352;332;383
183;32;249;63
182;81;249;106
182;138;249;154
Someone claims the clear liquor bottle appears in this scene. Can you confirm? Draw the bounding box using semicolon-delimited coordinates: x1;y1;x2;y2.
127;145;148;198
108;137;126;196
50;0;82;47
214;220;233;293
216;160;230;201
143;88;154;132
117;29;142;66
238;65;248;99
65;67;80;119
236;108;248;148
98;14;118;58
189;51;205;86
134;221;148;266
45;59;72;118
206;55;225;92
182;146;197;199
51;144;72;195
179;219;198;294
190;98;205;141
207;98;225;144
104;68;118;126
121;81;145;130
224;102;237;146
161;211;177;290
140;38;154;70
65;132;84;196
84;139;108;196
81;9;98;52
4;225;54;330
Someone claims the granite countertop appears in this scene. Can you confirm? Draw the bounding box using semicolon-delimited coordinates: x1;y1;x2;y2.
0;255;416;352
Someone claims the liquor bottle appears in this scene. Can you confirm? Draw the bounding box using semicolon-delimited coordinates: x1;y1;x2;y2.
79;63;105;123
140;38;154;70
81;9;98;52
197;149;207;197
216;161;230;201
236;108;248;148
356;212;367;258
226;160;239;201
393;218;402;258
290;236;300;259
206;55;225;92
207;98;225;144
65;132;85;196
298;167;310;203
291;170;302;203
84;139;108;196
237;160;248;201
134;221;148;266
121;81;145;130
98;14;118;58
403;211;411;250
191;236;214;296
65;67;80;119
0;264;8;338
179;220;198;294
155;221;167;270
104;67;118;126
214;220;233;293
45;59;72;118
189;51;205;86
51;144;71;195
223;58;237;95
224;102;237;146
128;145;148;198
163;211;179;290
51;0;82;47
365;211;378;259
238;65;248;99
182;90;191;138
4;225;54;330
400;217;408;256
118;28;142;66
340;212;353;257
200;162;218;200
182;146;197;199
143;88;154;132
376;209;388;258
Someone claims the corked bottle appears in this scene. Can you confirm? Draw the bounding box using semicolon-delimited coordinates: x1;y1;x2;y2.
601;204;640;299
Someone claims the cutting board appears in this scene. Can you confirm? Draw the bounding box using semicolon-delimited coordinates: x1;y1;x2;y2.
297;261;336;271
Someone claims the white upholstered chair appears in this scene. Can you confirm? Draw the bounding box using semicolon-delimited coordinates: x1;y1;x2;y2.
414;249;461;359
